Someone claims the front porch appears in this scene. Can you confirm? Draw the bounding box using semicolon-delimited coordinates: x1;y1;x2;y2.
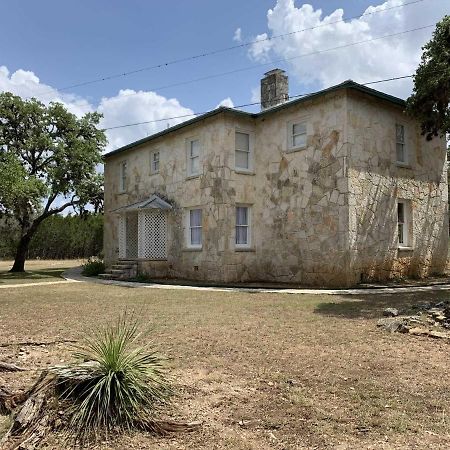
103;195;172;280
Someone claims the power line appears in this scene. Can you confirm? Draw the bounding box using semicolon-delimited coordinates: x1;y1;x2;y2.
32;0;427;97
101;24;433;103
104;74;414;131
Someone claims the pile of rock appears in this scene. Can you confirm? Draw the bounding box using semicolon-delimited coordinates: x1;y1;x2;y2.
377;300;450;340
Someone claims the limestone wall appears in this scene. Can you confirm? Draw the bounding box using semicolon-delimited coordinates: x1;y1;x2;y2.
346;90;448;283
104;90;351;286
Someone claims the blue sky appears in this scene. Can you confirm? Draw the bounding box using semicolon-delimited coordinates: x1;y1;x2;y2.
0;0;448;150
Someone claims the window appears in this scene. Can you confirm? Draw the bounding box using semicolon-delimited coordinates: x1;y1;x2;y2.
236;206;250;247
150;151;160;174
188;209;202;248
290;121;307;149
397;201;411;247
235;132;251;170
396;124;406;164
187;139;200;176
119;161;127;192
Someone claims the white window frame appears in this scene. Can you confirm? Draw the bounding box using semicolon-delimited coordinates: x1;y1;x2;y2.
119;160;127;193
234;130;253;172
235;205;251;249
186;208;202;249
395;123;408;165
186;138;201;177
150;150;160;174
397;200;412;248
287;119;308;152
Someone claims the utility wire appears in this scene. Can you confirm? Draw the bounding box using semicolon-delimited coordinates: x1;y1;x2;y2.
99;24;434;103
32;0;427;97
104;74;414;131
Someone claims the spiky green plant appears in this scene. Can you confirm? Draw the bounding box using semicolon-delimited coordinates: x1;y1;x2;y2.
52;314;171;441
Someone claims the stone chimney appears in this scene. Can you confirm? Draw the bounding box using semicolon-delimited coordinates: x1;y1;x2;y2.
260;69;289;110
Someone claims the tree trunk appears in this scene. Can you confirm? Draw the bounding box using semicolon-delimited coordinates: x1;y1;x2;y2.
9;234;32;273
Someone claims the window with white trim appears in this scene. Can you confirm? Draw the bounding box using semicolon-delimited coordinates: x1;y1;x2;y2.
150;150;160;174
119;160;127;192
187;139;200;176
235;206;250;247
397;200;411;247
396;124;406;164
290;121;307;150
235;131;251;170
188;209;202;248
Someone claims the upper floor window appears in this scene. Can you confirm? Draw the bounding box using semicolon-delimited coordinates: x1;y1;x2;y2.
119;160;127;192
188;208;202;248
150;150;160;174
290;121;307;150
235;131;251;171
396;124;406;164
187;139;200;177
236;206;250;248
397;200;411;247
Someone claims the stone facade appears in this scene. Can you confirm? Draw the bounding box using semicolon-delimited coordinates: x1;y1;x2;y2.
103;83;448;287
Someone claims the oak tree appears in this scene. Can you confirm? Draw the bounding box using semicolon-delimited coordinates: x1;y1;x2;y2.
0;92;106;272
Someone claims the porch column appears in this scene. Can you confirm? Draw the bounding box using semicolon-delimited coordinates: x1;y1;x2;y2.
118;214;126;259
137;210;145;259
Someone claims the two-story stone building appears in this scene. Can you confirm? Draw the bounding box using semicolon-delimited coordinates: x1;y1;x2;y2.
102;69;448;287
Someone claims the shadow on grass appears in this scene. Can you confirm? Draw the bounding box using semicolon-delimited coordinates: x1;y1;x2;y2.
0;268;68;284
314;290;450;320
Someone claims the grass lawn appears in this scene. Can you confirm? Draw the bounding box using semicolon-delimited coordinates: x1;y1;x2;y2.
0;259;84;285
0;261;449;449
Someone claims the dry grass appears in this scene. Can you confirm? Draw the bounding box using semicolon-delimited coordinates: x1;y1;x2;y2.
0;259;84;285
0;261;449;449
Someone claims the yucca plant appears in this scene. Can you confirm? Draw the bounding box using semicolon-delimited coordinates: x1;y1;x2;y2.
52;314;172;442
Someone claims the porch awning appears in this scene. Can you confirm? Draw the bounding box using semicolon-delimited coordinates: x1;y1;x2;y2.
113;194;172;213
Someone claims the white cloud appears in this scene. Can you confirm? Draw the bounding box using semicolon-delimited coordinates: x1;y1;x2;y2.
98;90;194;150
251;87;261;103
216;97;234;108
248;33;272;62
246;0;448;98
233;27;242;42
0;66;194;152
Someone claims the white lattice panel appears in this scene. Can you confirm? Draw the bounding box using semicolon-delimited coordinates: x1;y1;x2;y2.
139;210;167;259
118;215;126;259
126;213;138;258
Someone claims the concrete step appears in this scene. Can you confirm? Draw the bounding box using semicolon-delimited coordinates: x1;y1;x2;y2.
112;264;133;270
98;273;120;280
111;269;126;274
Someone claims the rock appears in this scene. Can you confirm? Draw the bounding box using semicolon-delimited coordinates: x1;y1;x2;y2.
383;308;399;317
408;327;428;336
377;318;408;333
434;315;446;322
434;302;447;308
427;331;450;340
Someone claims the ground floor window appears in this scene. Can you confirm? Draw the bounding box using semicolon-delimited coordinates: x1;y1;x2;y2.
397;200;411;247
236;206;250;248
188;209;202;248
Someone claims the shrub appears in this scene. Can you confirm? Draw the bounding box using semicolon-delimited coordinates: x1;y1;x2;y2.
53;314;171;442
81;258;105;277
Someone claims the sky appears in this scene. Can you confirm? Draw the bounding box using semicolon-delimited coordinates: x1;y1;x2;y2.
0;0;448;153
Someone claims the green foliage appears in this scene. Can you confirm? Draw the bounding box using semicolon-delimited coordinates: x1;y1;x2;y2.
81;258;106;277
0;213;103;259
53;315;171;441
406;16;450;140
0;92;106;270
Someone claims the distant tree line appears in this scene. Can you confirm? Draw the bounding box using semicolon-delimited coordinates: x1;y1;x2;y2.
0;213;103;260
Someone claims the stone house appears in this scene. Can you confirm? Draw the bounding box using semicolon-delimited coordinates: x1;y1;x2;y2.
103;69;448;287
